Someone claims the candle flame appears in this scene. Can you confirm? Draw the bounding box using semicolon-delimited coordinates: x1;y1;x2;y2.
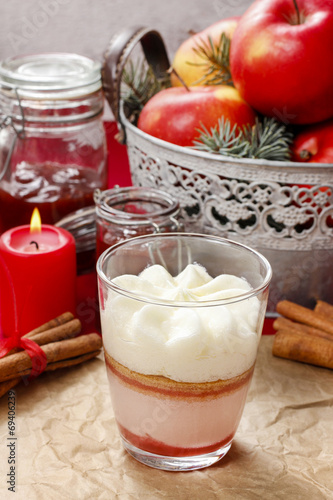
30;208;42;233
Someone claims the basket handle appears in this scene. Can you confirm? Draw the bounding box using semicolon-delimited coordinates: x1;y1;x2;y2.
102;26;170;143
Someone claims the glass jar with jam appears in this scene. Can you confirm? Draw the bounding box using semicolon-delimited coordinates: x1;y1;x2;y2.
0;53;108;233
95;186;182;258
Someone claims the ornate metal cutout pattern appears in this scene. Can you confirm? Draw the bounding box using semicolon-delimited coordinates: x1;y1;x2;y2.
127;137;333;251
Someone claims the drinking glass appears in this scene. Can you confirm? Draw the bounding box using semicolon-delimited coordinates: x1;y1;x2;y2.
97;233;272;471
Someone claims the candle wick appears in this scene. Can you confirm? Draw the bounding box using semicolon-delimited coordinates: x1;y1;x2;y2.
30;240;39;250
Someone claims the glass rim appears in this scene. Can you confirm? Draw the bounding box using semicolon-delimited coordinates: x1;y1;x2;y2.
94;186;180;225
96;232;273;307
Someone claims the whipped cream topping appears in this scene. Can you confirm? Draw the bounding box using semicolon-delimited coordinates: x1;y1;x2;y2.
101;264;261;383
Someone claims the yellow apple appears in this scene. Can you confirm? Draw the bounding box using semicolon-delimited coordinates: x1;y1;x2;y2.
171;17;239;87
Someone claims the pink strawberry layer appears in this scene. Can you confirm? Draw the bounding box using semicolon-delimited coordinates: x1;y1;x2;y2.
105;353;253;457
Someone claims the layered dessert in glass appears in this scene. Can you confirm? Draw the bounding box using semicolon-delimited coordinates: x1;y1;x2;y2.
97;234;271;471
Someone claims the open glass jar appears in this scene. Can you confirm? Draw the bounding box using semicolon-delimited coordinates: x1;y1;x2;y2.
0;53;108;233
95;186;182;259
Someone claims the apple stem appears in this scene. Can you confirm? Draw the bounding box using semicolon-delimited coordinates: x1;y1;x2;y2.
168;67;190;92
300;149;312;160
292;0;301;24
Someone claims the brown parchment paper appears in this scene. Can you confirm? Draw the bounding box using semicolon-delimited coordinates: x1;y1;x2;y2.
0;336;333;500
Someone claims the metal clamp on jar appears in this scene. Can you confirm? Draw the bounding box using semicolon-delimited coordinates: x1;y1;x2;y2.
0;53;108;233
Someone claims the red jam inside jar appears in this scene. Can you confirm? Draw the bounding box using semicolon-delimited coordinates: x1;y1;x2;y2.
0;161;107;232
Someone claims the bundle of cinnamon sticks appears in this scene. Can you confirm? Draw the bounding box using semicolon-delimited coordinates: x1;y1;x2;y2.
272;299;333;369
0;312;102;398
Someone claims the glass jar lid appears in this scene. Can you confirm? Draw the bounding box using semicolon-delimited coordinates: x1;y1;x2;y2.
0;53;102;98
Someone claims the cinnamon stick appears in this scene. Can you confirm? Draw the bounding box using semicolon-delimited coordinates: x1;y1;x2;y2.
0;378;20;399
0;350;101;399
273;316;333;341
23;319;81;347
11;350;101;378
0;333;102;383
272;329;333;369
276;300;333;336
5;312;76;357
25;312;74;338
314;300;333;320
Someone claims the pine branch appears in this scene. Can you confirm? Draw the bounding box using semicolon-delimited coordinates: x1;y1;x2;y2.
189;32;233;86
193;117;294;161
241;117;294;161
121;59;171;123
192;118;248;157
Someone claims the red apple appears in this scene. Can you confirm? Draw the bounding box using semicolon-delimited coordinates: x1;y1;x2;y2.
230;0;333;125
292;119;333;163
137;85;257;147
171;17;239;87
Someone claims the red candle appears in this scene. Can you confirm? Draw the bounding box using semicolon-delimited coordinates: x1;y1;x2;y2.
0;208;76;337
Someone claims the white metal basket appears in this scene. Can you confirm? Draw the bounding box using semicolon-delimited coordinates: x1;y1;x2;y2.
103;27;333;314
